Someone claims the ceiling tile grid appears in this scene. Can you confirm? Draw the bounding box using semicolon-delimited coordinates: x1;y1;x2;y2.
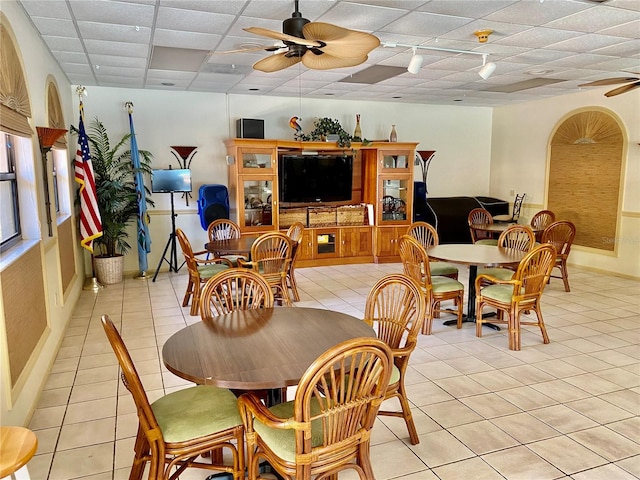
15;0;640;106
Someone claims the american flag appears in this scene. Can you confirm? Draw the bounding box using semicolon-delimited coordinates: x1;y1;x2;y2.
74;101;102;252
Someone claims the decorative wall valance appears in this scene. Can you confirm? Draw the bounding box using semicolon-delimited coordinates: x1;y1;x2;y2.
47;80;67;148
0;15;32;137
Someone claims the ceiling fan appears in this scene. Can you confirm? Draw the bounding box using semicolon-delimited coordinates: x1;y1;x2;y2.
578;71;640;97
233;0;380;73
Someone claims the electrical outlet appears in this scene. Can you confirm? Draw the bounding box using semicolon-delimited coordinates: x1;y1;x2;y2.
509;189;515;197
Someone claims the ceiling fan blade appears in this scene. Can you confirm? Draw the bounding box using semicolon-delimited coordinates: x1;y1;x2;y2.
303;22;380;59
244;27;321;48
604;81;640;97
578;77;639;87
214;45;284;54
253;52;302;73
302;51;368;70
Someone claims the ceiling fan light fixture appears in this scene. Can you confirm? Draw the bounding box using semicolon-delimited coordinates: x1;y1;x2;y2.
474;29;493;43
407;49;423;74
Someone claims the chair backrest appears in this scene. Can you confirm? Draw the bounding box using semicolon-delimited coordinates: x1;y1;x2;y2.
497;224;535;252
468;208;493;242
250;232;292;278
207;219;241;242
511;243;557;299
541;221;576;258
200;268;274;319
398;235;432;290
176;228;198;277
292;337;392;463
511;193;526;221
407;221;439;249
530;210;556;231
286;221;305;244
364;274;427;353
101;316;161;443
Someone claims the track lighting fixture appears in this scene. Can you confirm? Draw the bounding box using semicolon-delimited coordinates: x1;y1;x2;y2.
382;42;494;79
478;54;497;80
407;48;423;74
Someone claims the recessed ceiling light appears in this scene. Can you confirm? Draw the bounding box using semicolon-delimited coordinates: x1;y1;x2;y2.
392;96;402;99
161;82;175;86
324;93;334;95
453;99;463;102
249;88;260;91
526;68;553;75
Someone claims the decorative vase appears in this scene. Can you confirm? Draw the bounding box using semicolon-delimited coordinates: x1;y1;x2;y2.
353;114;362;140
389;124;397;142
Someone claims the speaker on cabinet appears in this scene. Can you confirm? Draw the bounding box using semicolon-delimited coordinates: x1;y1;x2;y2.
198;184;230;230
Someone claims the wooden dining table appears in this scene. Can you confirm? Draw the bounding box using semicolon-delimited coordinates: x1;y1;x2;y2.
162;307;375;405
204;235;258;258
427;244;527;325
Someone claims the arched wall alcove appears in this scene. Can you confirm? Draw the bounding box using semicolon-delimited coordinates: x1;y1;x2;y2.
547;108;626;252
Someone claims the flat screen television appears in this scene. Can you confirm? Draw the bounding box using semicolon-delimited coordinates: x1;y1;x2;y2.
151;169;192;193
278;154;353;203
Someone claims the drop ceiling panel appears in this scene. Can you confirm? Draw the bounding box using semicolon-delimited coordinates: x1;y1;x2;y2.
16;0;640;107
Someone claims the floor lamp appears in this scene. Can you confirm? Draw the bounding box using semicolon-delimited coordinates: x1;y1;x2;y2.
36;127;68;237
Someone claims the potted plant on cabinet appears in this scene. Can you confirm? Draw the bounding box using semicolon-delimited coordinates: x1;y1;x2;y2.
71;118;154;284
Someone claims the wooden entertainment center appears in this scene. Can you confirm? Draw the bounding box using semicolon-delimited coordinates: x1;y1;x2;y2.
225;138;418;266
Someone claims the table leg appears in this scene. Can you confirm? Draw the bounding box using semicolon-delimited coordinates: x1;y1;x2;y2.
443;265;500;330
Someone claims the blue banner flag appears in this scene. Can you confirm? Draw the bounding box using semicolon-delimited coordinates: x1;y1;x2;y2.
128;107;151;273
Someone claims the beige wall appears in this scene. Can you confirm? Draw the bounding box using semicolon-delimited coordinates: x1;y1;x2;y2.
1;0;84;426
491;89;640;278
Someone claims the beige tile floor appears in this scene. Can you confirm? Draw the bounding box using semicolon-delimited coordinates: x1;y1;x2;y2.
26;262;640;479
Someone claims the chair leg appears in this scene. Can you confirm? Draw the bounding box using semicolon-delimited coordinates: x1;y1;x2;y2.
189;281;201;316
475;300;483;338
422;303;433;335
456;293;463;329
288;269;300;302
397;387;420;445
560;259;570;292
509;306;519;351
534;304;550;344
129;426;149;480
182;279;193;307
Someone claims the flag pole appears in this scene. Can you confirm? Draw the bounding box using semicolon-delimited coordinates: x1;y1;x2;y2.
126;101;152;280
75;85;104;291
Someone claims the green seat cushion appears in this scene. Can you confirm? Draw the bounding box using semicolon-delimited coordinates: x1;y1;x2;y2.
478;267;514;281
431;276;464;293
475;239;498;246
429;262;458;277
221;254;247;267
389;364;400;385
480;284;515;303
152;385;242;443
253;398;324;463
197;263;230;278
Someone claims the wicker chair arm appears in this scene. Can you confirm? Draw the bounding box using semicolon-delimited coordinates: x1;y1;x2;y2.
194;256;233;267
238;393;307;432
475;274;519;290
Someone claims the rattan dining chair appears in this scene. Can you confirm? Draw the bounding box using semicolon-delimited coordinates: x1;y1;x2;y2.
238;231;293;306
407;221;459;280
398;235;464;333
477;224;536;281
530;210;556;242
200;268;274;319
475;243;556;350
238;337;393;480
176;228;232;316
285;221;305;302
468;207;495;243
101;315;245;480
364;274;427;445
541;220;576;292
206;219;246;265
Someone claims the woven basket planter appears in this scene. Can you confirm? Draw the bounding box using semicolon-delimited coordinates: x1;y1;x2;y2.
94;255;124;285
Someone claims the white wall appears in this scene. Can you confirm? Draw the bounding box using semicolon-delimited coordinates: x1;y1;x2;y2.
491;88;640;278
75;88;493;275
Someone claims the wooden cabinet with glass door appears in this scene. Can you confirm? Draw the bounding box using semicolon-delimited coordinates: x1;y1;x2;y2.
225;140;278;233
362;144;417;262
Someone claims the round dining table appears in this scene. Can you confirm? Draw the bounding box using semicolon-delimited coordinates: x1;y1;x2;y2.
427;244;527;324
204;235;258;258
162;307;375;404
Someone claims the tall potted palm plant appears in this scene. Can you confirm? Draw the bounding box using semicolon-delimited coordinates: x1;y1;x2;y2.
72;118;154;284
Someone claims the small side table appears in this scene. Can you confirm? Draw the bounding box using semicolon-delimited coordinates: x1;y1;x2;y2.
0;426;37;480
